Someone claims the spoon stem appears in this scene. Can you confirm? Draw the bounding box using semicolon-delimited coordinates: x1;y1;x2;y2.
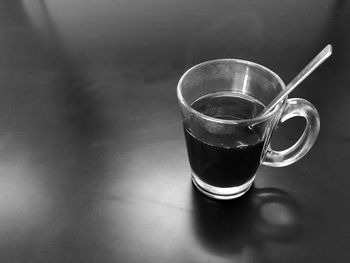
259;44;333;116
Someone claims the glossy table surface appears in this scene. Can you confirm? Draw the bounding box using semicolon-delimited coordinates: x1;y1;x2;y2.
0;1;349;262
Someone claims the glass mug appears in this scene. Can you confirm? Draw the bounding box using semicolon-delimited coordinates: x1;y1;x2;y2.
177;59;320;200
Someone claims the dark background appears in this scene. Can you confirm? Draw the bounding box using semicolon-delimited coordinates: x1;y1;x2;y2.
0;0;349;262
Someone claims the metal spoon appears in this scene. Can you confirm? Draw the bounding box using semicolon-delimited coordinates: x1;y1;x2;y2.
259;44;333;116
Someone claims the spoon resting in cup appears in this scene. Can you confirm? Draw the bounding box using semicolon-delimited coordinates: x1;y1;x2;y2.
259;44;333;117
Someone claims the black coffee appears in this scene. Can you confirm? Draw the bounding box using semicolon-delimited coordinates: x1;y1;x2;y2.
184;93;265;188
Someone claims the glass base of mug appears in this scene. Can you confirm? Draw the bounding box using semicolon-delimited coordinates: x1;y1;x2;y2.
191;172;255;200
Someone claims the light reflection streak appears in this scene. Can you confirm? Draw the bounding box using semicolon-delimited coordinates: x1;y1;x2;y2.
242;67;250;94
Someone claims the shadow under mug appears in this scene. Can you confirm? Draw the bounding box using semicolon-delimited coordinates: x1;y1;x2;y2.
177;59;320;200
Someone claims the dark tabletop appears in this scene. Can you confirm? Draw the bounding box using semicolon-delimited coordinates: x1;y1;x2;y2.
0;0;349;262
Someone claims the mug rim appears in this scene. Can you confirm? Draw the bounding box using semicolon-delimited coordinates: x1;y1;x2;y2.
177;59;287;125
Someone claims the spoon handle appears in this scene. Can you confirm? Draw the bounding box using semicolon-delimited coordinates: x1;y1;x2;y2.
260;44;333;116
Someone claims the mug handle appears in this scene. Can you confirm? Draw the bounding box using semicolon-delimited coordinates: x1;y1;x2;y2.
262;98;320;167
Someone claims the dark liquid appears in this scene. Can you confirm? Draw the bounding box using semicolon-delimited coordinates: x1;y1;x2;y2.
185;93;265;188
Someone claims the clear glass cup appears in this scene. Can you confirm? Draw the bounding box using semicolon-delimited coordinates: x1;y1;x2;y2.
177;59;320;200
